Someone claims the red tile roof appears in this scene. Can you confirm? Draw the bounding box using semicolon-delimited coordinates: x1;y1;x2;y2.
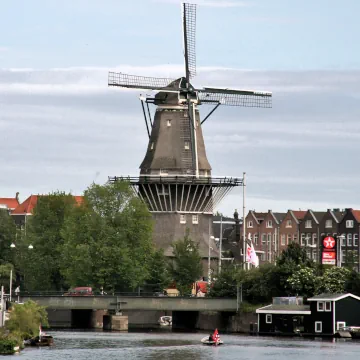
292;211;307;220
0;197;19;210
352;210;360;222
12;195;84;215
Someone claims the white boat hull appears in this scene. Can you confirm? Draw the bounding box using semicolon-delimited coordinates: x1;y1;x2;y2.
201;336;224;346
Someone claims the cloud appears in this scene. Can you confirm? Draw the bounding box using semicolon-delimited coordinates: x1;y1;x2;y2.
1;65;360;213
0;47;8;52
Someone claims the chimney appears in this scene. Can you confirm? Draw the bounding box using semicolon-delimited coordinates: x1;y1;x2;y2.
15;192;19;202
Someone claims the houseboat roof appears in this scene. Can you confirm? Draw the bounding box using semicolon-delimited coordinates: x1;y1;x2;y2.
307;293;360;302
256;304;311;315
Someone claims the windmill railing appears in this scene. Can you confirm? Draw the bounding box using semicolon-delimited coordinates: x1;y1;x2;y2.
108;175;243;213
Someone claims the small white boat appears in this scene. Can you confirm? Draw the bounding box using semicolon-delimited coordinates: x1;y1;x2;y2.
201;336;224;346
158;316;172;326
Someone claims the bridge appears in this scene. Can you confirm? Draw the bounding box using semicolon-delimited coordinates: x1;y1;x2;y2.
21;295;238;312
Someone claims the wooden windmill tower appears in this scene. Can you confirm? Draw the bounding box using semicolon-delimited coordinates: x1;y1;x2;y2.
108;3;272;263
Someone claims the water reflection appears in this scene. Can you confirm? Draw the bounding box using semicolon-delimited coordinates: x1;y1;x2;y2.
12;331;360;360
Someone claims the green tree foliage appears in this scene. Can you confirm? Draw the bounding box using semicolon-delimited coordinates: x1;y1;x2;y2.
0;210;16;264
287;266;320;297
345;270;360;296
146;249;171;292
208;263;238;298
0;263;14;292
318;267;351;294
170;229;203;296
23;193;77;291
60;181;154;292
5;300;48;341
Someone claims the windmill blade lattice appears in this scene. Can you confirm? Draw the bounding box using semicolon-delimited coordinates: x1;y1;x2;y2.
198;88;272;108
108;72;175;91
182;3;196;80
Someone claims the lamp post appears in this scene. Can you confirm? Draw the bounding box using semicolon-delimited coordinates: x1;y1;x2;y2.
208;236;214;285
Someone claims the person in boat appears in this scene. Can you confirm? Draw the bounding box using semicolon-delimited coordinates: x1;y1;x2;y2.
208;334;213;342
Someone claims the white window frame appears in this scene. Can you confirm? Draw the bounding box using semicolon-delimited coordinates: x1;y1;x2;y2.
315;321;322;333
192;214;198;225
261;234;266;244
301;234;305;246
167;119;172;127
287;234;291;245
281;235;286;246
346;220;354;228
260;253;265;261
267;252;271;261
160;169;168;176
293;234;297;243
325;301;331;312
312;251;317;261
180;214;186;224
325;219;332;228
317;301;324;312
305;220;312;228
347;233;352;246
267;234;271;244
265;314;272;324
336;321;346;330
247;221;253;228
312;233;317;246
184;141;190;150
354;234;358;247
254;234;259;245
305;234;311;246
266;220;272;228
286;220;292;228
341;234;346;247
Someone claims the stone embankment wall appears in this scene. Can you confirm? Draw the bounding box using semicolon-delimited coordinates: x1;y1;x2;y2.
195;311;257;333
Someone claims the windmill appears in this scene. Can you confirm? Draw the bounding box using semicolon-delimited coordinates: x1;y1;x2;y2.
108;3;272;261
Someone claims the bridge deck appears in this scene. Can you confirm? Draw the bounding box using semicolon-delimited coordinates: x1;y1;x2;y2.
21;295;237;312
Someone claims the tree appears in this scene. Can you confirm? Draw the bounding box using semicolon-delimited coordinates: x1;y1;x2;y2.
170;229;203;296
145;249;171;293
208;263;238;298
0;210;16;264
318;267;351;294
0;263;14;292
5;300;48;341
277;242;314;269
287;266;320;297
345;270;360;296
23;193;77;291
60;181;154;293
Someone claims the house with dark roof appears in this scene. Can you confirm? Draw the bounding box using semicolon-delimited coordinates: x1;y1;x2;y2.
299;210;326;262
338;208;360;270
307;293;360;336
278;210;302;254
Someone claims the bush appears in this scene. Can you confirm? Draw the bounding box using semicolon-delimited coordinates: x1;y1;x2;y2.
0;339;18;355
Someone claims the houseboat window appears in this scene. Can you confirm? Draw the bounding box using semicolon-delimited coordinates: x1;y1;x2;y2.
325;301;331;312
305;220;312;228
336;321;346;330
317;301;324;312
315;321;322;333
266;314;272;324
180;214;186;224
325;220;332;228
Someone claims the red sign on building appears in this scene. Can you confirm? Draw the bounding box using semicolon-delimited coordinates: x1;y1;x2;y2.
321;236;337;266
322;251;336;265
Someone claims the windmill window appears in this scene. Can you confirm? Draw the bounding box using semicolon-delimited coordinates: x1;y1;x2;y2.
180;214;186;224
160;169;168;176
192;215;198;224
150;142;154;150
167;119;172;127
184;141;190;150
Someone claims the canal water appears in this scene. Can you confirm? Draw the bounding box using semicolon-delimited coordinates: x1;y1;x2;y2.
12;330;359;359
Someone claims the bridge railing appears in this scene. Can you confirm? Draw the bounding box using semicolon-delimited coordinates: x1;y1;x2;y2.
18;291;185;297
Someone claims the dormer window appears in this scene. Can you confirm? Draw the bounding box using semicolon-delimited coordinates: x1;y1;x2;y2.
247;221;253;228
325;220;332;228
266;220;272;228
346;220;354;228
305;220;312;228
286;220;292;228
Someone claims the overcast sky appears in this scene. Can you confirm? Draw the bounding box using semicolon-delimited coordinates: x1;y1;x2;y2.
1;0;360;216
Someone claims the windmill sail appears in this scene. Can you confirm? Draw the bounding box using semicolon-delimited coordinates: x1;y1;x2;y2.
182;3;196;81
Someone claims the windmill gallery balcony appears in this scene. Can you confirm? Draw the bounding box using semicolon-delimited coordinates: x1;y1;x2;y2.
108;175;243;214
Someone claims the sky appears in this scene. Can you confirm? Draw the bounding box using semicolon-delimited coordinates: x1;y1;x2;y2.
1;0;360;216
